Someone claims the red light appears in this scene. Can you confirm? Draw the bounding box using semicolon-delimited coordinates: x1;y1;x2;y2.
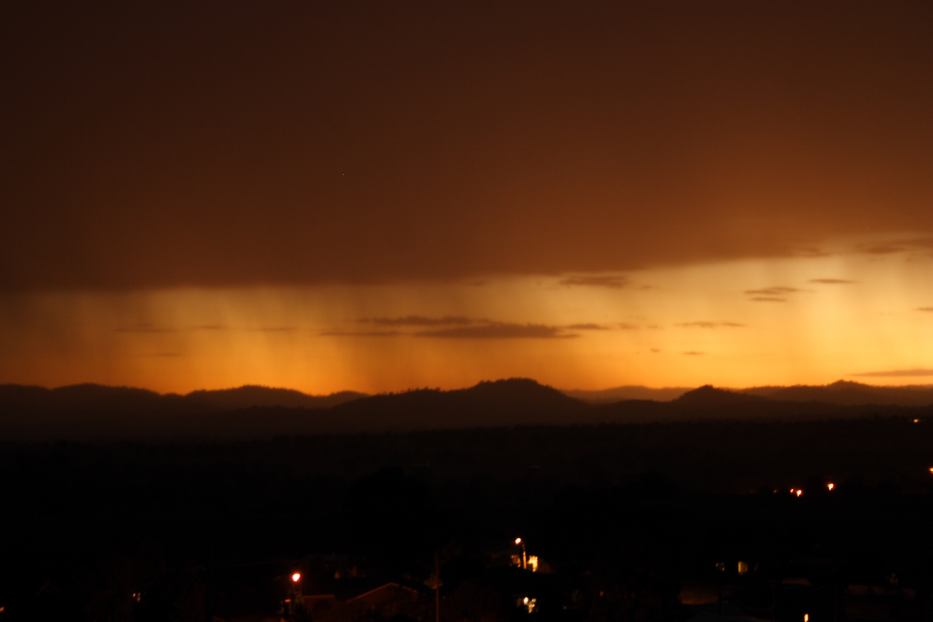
291;572;302;584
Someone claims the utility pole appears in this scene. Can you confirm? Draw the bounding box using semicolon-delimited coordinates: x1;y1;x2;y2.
434;551;441;622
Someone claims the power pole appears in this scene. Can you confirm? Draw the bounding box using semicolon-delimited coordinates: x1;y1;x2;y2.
435;551;441;622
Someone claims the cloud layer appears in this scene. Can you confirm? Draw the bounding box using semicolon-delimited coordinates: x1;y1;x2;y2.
4;4;933;290
852;368;933;378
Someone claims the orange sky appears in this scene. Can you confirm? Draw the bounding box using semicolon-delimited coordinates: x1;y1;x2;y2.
2;4;933;392
2;236;932;393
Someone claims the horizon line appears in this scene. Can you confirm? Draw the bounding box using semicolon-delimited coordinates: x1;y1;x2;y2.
4;376;933;398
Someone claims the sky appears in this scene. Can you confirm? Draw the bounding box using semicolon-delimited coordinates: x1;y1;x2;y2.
2;2;933;393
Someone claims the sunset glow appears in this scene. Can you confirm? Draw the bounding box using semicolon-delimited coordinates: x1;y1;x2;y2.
1;240;931;394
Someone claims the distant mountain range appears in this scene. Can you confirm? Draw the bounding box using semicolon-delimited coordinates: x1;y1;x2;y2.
0;379;931;440
564;385;690;403
0;383;365;414
740;380;933;406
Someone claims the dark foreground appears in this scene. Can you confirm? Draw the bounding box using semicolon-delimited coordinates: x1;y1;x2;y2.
2;417;933;621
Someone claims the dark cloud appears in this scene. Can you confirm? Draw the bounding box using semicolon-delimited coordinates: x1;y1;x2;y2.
5;4;933;291
361;315;475;327
115;323;176;334
855;238;933;255
676;321;746;329
558;275;630;289
415;323;577;339
744;287;803;296
918;307;933;313
749;296;788;303
682;351;705;356
744;286;804;303
192;324;229;331
618;323;641;330
247;326;299;333
857;243;909;255
326;318;612;338
320;330;402;338
809;278;856;285
851;368;933;378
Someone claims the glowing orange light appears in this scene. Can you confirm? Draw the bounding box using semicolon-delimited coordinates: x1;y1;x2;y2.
291;572;302;584
514;537;523;545
826;482;835;492
518;595;537;613
929;467;933;475
803;613;809;622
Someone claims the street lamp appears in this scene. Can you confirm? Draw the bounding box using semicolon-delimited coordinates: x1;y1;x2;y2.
514;537;527;570
283;571;304;620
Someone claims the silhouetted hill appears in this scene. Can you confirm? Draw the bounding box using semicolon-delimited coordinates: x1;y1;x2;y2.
326;378;584;430
0;383;366;439
0;383;176;414
0;383;364;414
592;385;890;425
185;385;366;410
564;385;688;403
675;385;766;407
0;379;928;440
742;380;933;407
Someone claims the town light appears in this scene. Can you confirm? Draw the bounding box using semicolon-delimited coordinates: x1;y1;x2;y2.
514;537;528;570
518;595;537;614
826;482;835;492
527;555;539;573
291;572;302;584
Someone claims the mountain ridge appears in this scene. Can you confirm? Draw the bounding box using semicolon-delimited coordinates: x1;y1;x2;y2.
1;378;931;440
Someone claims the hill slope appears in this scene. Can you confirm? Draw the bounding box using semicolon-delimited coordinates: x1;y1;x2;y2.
0;379;927;440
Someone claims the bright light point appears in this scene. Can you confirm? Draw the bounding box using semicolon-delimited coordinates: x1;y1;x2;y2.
795;489;803;497
291;572;302;584
913;418;921;424
514;537;522;545
827;482;835;492
803;613;810;622
518;595;537;613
